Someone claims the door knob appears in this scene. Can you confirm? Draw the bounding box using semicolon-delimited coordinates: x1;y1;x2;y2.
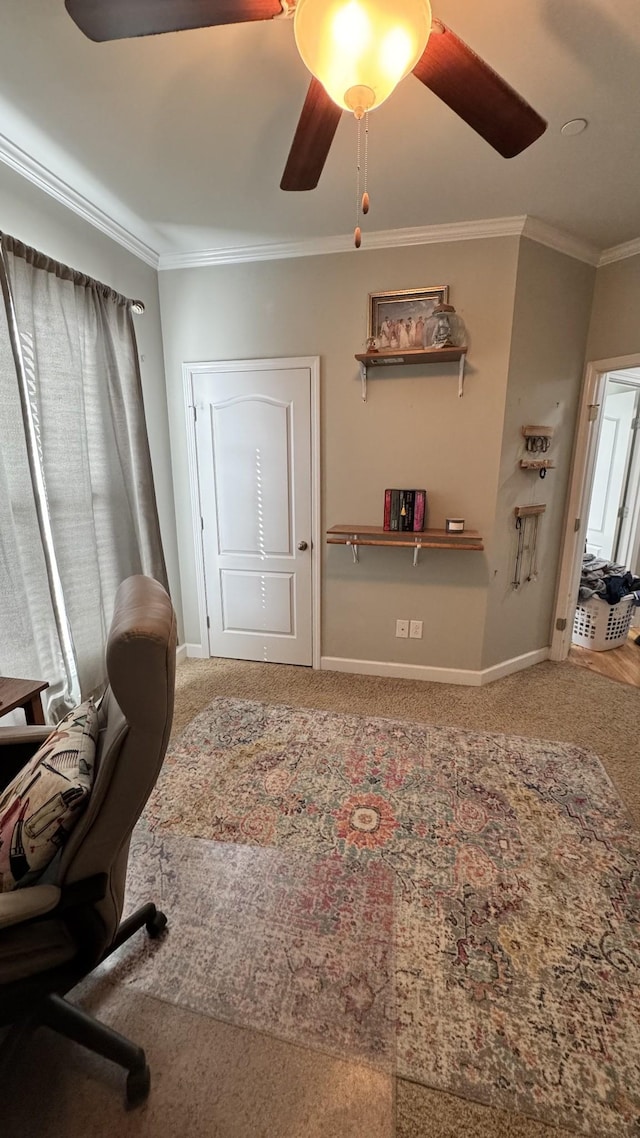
298;540;308;551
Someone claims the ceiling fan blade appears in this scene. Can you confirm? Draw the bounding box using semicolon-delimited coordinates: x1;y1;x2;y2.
413;21;547;158
281;78;342;191
65;0;283;42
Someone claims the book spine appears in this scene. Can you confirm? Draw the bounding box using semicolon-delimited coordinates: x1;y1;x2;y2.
383;489;392;531
401;490;415;531
390;489;401;531
413;490;426;532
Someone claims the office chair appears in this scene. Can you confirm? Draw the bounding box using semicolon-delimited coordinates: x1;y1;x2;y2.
0;574;176;1106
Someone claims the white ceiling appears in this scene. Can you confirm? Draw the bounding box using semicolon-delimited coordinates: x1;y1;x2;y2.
1;0;639;259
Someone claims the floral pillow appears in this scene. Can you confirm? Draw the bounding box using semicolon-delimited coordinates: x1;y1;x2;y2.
0;700;98;892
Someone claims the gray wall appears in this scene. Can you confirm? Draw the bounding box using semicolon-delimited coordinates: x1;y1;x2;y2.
159;237;520;670
0;163;182;635
3;153;637;676
482;239;595;668
587;254;640;361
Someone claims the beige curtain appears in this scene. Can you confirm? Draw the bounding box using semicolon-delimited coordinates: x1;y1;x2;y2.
0;234;167;718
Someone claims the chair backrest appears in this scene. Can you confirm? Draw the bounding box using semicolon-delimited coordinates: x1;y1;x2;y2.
56;575;176;954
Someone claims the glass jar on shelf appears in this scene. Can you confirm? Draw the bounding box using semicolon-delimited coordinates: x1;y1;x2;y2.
424;303;466;349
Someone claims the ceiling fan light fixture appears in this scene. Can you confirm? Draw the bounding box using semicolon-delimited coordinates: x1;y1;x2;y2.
294;0;432;113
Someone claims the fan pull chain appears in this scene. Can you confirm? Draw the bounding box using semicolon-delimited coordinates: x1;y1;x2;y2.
362;112;370;216
354;115;362;249
354;112;370;249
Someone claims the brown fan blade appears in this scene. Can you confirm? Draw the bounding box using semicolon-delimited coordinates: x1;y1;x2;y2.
65;0;283;42
413;21;546;158
281;78;342;191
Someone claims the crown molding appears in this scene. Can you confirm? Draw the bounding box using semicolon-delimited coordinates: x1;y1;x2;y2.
0;132;159;269
3;129;636;277
158;216;528;270
158;215;613;271
598;236;640;267
520;217;600;267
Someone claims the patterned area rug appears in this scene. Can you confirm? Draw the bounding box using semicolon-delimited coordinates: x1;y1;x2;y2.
127;698;640;1136
118;831;395;1064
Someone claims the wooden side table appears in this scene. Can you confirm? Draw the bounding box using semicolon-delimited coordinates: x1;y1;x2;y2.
0;677;49;725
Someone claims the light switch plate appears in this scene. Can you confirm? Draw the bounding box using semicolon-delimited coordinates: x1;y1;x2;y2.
396;619;409;638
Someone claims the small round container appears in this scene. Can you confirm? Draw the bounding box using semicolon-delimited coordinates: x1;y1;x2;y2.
445;518;465;533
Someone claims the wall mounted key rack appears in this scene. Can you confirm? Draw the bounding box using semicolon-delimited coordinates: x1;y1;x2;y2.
519;426;555;477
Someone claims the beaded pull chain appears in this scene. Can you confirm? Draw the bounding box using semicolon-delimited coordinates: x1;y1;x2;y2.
354;112;370;249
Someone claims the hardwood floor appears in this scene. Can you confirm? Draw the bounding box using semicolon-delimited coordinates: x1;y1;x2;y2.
569;626;640;688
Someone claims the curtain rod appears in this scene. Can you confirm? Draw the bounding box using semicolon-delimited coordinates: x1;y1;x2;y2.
0;232;145;313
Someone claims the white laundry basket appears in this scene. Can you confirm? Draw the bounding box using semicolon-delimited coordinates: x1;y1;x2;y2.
572;595;636;651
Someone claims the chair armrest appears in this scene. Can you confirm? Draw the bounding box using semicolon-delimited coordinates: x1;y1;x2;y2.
0;726;50;748
0;885;61;930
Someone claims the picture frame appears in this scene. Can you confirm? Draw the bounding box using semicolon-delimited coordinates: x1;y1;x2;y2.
367;285;449;351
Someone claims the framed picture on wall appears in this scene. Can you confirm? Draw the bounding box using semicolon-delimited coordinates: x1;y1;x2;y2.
368;285;449;351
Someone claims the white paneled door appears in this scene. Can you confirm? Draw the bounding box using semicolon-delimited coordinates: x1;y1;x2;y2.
586;387;637;560
193;361;314;665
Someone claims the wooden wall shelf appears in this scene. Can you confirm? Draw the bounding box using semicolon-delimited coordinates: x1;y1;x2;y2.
519;458;555;472
327;524;483;565
514;504;546;518
354;346;468;400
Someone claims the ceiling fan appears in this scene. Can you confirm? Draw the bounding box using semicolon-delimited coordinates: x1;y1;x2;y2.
65;0;547;193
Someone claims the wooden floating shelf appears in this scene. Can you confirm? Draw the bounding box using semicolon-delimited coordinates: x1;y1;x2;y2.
327;524;483;565
514;504;546;518
354;346;468;401
522;425;554;438
519;459;555;471
355;346;467;367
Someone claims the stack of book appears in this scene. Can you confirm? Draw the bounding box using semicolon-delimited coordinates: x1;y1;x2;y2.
383;489;427;532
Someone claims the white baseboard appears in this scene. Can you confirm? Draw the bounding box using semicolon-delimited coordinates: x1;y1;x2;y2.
176;643;206;660
320;647;550;687
185;642;207;659
321;656;483;685
479;647;550;684
177;645;550;684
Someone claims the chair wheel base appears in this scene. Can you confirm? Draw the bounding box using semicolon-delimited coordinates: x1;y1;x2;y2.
146;910;168;939
126;1062;150;1108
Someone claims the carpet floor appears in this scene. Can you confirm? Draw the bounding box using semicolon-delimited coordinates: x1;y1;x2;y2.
172;657;640;827
3;983;393;1138
169;656;640;1138
4;656;639;1138
136;695;640;1137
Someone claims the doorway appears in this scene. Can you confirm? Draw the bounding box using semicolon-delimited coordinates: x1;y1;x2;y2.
184;357;320;666
552;357;640;686
585;374;640;565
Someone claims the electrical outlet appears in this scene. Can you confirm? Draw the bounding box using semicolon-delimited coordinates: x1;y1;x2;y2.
410;620;423;639
396;619;409;638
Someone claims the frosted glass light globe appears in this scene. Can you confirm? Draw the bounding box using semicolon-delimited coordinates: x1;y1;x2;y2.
294;0;432;115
